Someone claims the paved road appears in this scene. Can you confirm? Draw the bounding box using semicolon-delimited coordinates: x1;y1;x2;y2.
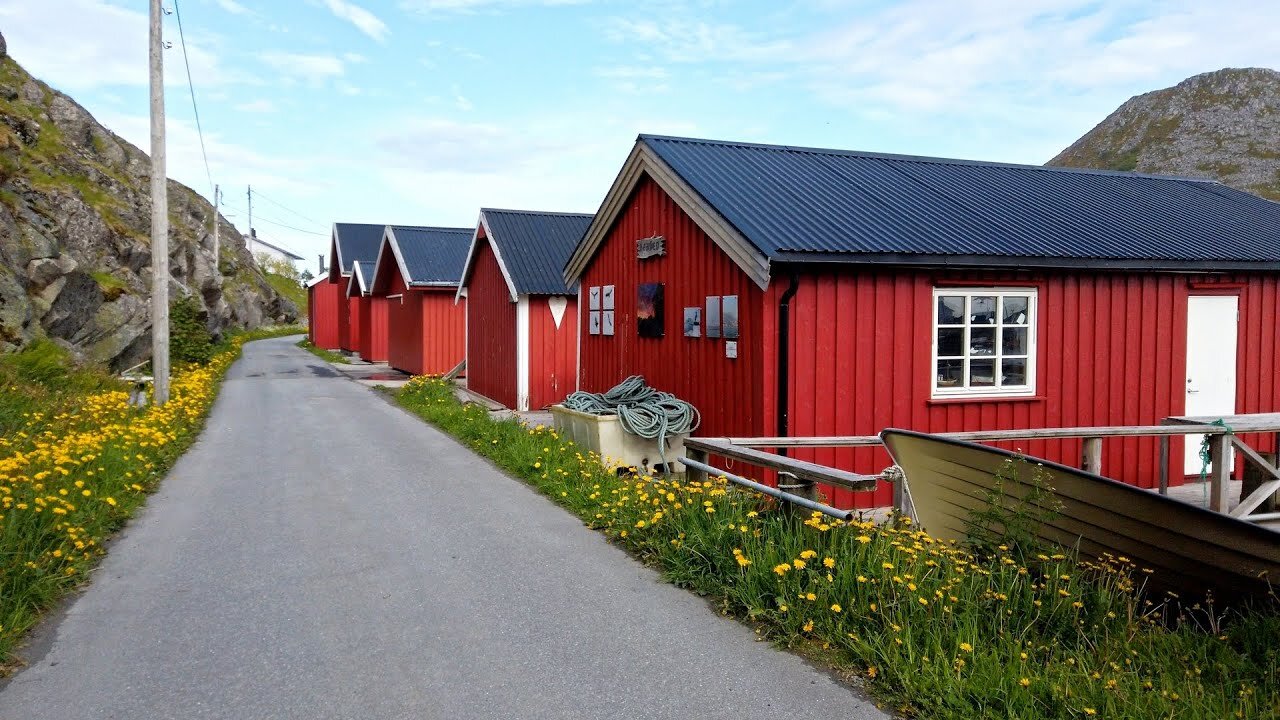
0;337;885;720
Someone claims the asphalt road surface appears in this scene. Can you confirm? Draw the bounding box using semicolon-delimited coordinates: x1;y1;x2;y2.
0;336;886;720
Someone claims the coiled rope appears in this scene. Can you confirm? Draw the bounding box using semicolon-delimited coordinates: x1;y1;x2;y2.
563;376;700;470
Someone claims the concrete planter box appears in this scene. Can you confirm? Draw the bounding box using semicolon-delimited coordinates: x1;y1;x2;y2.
549;404;689;472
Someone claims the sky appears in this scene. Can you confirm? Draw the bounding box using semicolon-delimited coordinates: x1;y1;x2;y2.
0;0;1278;268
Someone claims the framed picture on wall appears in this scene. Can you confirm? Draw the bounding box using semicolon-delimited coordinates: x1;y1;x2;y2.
588;311;601;335
589;286;601;310
683;307;701;337
602;285;615;310
722;295;740;339
602;310;615;336
637;283;665;338
706;296;721;338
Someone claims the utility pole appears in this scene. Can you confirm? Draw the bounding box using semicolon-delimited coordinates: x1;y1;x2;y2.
246;184;253;257
149;0;170;405
212;183;220;267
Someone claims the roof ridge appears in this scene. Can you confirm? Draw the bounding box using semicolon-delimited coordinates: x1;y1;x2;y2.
637;133;1224;185
390;225;474;233
481;207;595;218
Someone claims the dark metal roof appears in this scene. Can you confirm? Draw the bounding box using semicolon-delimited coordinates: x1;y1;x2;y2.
390;226;473;286
350;261;375;295
640;135;1280;268
332;223;387;272
479;209;593;295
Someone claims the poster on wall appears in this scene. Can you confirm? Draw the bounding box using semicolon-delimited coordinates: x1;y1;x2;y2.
722;295;740;339
589;286;601;310
705;296;721;338
602;310;615;336
588;311;601;335
683;307;701;337
637;283;665;338
602;285;615;310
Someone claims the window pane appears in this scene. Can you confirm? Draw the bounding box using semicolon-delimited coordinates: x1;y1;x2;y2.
937;327;963;357
1002;327;1028;355
937;296;965;324
970;359;995;387
1002;358;1027;386
971;296;997;324
1002;296;1029;325
936;359;963;388
969;327;995;356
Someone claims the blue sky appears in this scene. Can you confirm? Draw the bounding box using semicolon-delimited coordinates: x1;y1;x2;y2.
1;0;1278;266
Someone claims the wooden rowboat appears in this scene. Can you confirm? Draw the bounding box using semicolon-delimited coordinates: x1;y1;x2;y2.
880;429;1280;604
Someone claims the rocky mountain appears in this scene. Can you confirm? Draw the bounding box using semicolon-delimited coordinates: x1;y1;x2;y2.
0;31;298;370
1048;68;1280;202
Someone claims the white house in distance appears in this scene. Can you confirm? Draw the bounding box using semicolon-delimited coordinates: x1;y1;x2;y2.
247;229;305;270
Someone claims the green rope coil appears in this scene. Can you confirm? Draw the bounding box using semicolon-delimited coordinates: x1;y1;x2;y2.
1197;418;1233;507
563;376;700;470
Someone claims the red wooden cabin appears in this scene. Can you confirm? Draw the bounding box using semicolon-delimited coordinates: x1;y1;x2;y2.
370;226;471;376
307;275;343;350
346;261;389;362
457;209;592;411
327;222;388;353
564;135;1280;508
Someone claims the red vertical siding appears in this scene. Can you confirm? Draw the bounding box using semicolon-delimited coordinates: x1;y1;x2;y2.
578;176;766;439
337;279;352;351
343;296;363;353
465;239;519;408
307;279;343;350
386;273;422;374
779;269;1280;509
528;295;578;410
366;297;389;363
419;290;467;376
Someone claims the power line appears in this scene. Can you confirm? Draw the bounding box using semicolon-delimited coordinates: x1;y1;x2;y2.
172;0;214;199
252;213;329;236
251;188;320;224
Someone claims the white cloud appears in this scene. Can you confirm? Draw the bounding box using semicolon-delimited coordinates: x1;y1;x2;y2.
214;0;253;16
320;0;389;43
235;99;277;113
603;18;791;63
0;0;235;90
343;52;369;64
594;65;669;80
258;52;346;84
399;0;590;14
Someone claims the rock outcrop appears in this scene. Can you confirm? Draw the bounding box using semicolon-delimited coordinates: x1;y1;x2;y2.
0;30;298;369
1049;68;1280;201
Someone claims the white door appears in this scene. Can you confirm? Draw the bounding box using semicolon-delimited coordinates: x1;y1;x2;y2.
1184;295;1238;473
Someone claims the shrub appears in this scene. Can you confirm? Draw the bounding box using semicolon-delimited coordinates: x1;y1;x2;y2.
169;295;213;365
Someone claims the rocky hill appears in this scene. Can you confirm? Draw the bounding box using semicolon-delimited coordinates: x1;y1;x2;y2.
1048;68;1280;201
0;31;298;370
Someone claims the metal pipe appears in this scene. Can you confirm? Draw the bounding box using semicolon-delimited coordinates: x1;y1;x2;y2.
679;456;854;521
776;272;800;458
1245;511;1280;522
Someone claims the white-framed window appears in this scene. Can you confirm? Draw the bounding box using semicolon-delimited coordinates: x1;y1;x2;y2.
932;288;1036;398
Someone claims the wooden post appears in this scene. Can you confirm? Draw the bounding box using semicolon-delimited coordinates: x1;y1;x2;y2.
685;447;708;484
1081;437;1103;476
149;0;169;406
1158;435;1169;495
1207;433;1232;513
1240;450;1277;515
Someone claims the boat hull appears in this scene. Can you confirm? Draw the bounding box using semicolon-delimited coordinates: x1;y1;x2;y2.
880;429;1280;604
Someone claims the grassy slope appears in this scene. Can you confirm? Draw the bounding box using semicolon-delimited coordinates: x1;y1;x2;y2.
263;271;306;314
395;377;1280;720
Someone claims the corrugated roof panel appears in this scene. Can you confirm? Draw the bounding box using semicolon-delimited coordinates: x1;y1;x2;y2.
640;135;1280;266
482;210;593;295
392;226;473;285
333;223;386;270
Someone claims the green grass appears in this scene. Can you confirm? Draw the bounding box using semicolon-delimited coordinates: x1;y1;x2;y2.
296;338;348;364
263;270;307;313
0;325;301;667
395;377;1280;720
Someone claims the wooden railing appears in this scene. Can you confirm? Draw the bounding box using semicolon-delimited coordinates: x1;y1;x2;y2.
684;419;1280;522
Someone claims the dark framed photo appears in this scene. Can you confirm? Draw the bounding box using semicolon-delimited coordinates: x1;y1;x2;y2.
722;295;739;339
706;296;721;338
637;283;665;338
